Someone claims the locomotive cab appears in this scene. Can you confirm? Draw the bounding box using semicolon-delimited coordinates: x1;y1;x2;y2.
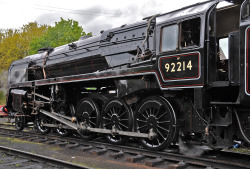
207;1;241;85
155;0;250;148
198;0;250;148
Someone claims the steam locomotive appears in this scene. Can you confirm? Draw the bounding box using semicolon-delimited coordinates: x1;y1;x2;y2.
4;0;250;150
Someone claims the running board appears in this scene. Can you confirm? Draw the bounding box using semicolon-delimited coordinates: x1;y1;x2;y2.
39;109;156;140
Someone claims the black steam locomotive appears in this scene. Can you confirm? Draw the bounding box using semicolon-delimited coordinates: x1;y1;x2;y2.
4;0;250;150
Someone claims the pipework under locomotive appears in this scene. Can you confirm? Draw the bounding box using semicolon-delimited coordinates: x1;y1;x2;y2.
3;0;250;150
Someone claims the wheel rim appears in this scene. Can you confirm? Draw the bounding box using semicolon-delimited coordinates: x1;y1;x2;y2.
16;117;23;128
15;113;25;130
54;109;70;136
55;121;69;136
135;96;176;150
36;115;51;133
56;128;68;135
77;99;100;140
102;99;132;144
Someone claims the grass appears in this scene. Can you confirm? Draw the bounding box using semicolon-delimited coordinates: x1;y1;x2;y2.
47;146;61;151
0;91;6;105
230;148;250;154
14;163;21;167
0;136;42;145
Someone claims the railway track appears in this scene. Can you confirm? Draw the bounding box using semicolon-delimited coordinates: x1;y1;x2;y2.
0;145;92;169
0;123;249;169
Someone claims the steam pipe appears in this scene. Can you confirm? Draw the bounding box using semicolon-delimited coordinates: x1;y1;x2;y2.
42;51;49;79
234;109;250;144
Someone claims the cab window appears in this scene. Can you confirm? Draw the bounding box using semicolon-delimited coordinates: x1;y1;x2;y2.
161;25;178;52
160;17;201;52
180;18;201;48
242;1;250;20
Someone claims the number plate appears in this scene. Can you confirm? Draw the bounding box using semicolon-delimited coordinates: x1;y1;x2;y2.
159;52;200;81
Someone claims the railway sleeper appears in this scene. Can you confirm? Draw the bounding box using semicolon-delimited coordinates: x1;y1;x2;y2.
39;109;157;140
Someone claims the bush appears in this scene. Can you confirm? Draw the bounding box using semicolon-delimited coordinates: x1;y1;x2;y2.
0;70;7;93
0;91;5;105
0;70;7;105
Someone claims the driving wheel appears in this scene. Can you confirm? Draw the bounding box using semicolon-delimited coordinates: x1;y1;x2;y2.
76;98;101;140
102;98;133;144
135;96;177;150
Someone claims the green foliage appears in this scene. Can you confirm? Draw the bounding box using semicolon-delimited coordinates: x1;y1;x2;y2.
0;70;7;90
0;91;5;105
29;18;91;55
0;22;48;71
0;70;7;105
0;18;90;75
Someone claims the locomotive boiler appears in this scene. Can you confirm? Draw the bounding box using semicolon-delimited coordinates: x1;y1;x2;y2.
4;0;250;150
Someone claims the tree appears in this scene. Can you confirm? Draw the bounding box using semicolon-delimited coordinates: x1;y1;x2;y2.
29;18;91;55
0;70;7;105
0;22;48;71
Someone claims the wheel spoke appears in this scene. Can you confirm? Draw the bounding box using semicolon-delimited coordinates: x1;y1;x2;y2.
136;119;147;123
157;112;168;120
106;112;112;118
149;108;153;116
155;105;163;118
156;128;166;140
117;107;123;115
157;120;170;124
140;113;148;120
156;138;160;145
89;120;96;126
103;117;111;121
119;122;128;129
145;110;150;117
137;124;147;130
103;122;111;127
141;112;149;119
151;107;156;116
119;119;128;125
119;118;129;121
118;111;127;118
118;125;122;130
157;124;169;132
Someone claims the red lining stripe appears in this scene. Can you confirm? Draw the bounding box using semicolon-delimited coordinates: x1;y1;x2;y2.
35;69;203;88
247;28;250;94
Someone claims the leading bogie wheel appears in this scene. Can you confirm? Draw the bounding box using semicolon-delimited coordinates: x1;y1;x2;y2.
55;121;71;137
35;114;51;134
101;98;133;145
135;96;177;150
15;112;25;131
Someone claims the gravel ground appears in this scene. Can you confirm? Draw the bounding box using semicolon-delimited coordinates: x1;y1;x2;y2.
0;135;161;169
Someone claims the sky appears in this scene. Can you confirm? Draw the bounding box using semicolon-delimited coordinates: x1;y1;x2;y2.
0;0;212;35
